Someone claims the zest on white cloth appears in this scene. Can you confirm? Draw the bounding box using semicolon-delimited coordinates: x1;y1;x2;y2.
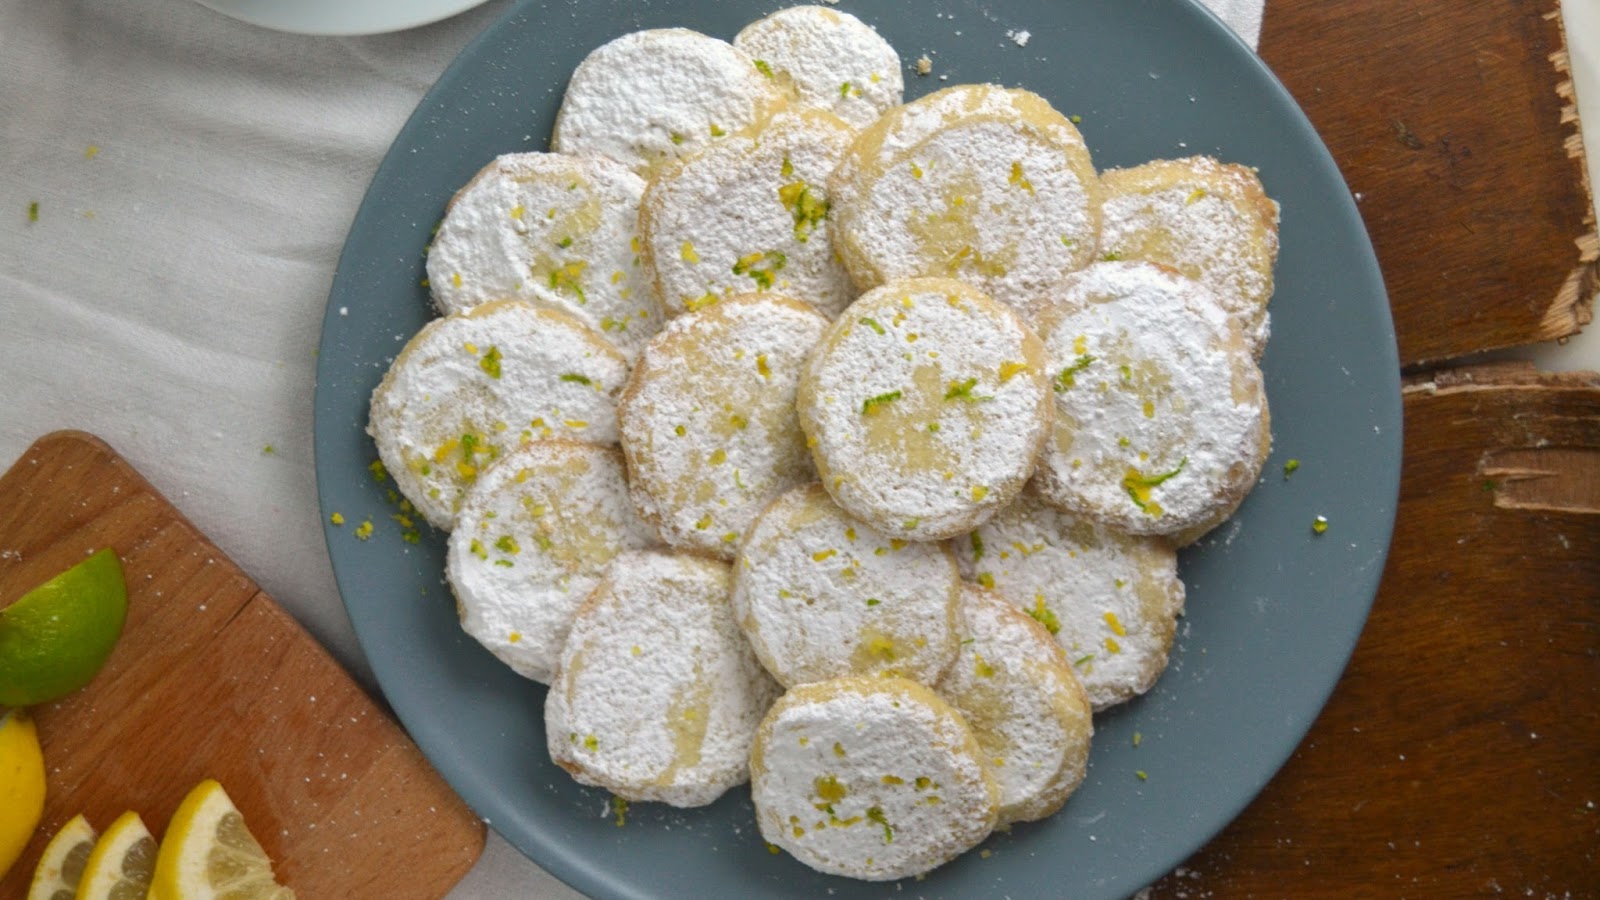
0;1;1264;897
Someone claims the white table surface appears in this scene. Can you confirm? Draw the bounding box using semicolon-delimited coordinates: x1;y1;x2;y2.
0;1;1594;897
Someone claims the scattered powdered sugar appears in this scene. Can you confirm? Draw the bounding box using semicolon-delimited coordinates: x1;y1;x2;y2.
641;110;857;318
750;677;997;880
1098;157;1280;355
936;583;1092;823
368;301;630;529
426;153;657;359
953;485;1184;710
447;442;658;684
1006;29;1031;47
545;550;780;807
799;279;1051;541
619;296;828;558
1032;262;1268;538
734;6;904;129
552;29;785;177
733;484;961;687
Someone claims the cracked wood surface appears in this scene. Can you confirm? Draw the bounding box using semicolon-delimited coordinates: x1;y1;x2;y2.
1148;362;1599;896
1258;0;1597;365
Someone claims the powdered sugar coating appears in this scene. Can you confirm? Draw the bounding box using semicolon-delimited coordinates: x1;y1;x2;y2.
1099;157;1281;356
955;485;1184;710
619;295;828;558
640;110;856;318
552;29;785;177
733;484;960;687
836;115;1100;312
425;153;657;359
733;6;903;129
750;677;998;881
446;442;658;684
831;85;1072;215
937;583;1093;823
546;550;780;807
797;279;1052;541
368;301;629;529
1032;262;1269;541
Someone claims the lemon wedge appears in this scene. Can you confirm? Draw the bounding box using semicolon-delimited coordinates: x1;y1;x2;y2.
75;810;156;899
149;779;294;900
0;548;128;707
0;709;46;880
27;812;96;900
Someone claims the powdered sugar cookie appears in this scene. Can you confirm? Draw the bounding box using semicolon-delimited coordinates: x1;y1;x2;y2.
797;278;1052;542
732;484;960;687
733;6;903;129
831;86;1100;310
546;550;779;807
640;109;856;319
1032;261;1270;543
619;294;828;557
937;583;1093;823
368;300;628;529
425;153;657;358
446;441;657;684
1099;156;1280;355
956;485;1184;711
830;84;1082;215
750;676;999;881
552;28;785;177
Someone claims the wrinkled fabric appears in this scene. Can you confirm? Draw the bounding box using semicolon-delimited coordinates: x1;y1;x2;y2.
0;1;1262;896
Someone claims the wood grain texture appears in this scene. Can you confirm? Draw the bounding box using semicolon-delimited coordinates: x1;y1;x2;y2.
1147;363;1600;897
0;431;485;899
1259;1;1598;365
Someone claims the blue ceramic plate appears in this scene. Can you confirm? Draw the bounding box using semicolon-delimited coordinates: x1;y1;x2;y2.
315;2;1401;897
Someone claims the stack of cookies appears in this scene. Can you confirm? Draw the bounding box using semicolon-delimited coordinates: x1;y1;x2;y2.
367;4;1278;882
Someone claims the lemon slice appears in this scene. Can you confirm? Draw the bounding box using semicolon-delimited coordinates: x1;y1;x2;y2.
0;709;46;880
0;548;128;707
149;779;294;900
27;812;96;900
75;810;156;899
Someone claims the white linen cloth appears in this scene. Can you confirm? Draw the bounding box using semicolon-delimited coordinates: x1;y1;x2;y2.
0;1;1262;896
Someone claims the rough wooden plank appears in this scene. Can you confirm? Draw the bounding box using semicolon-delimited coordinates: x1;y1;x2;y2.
0;431;485;898
1259;1;1598;365
1145;362;1600;896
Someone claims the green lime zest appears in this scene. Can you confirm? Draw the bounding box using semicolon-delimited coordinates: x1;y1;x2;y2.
1123;457;1187;511
1026;597;1061;634
480;346;503;379
944;377;978;401
732;250;786;290
1054;355;1095;392
777;179;829;243
865;806;893;844
861;390;902;415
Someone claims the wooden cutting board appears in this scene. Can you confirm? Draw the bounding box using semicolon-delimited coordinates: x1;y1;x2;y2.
0;431;485;897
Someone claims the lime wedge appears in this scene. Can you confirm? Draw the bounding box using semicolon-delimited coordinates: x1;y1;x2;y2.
0;548;128;707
